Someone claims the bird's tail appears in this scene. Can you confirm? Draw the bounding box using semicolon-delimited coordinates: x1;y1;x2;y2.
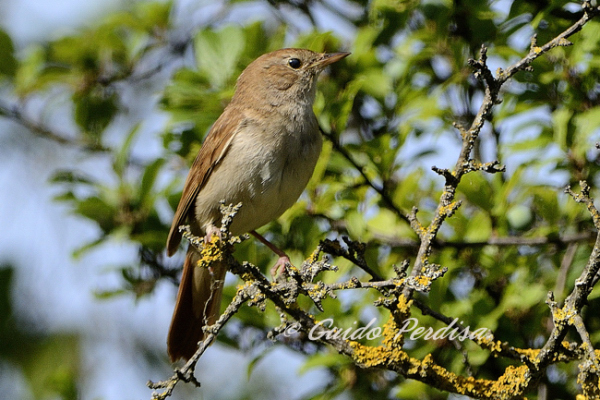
167;245;226;362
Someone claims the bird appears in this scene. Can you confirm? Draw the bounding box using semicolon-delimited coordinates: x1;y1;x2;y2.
166;48;350;362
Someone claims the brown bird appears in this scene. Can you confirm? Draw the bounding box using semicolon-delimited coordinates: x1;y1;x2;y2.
166;48;349;362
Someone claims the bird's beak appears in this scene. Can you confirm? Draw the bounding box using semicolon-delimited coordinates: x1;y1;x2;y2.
314;52;351;68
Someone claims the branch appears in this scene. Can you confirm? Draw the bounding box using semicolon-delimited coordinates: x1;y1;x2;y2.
148;278;250;399
321;128;410;224
521;181;600;395
149;208;408;399
374;231;594;249
497;1;600;86
0;99;109;152
402;1;600;303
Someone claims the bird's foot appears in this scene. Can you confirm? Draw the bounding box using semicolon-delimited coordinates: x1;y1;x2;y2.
270;255;292;278
204;224;222;243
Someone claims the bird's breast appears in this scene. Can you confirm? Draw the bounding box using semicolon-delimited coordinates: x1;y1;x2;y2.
194;115;322;235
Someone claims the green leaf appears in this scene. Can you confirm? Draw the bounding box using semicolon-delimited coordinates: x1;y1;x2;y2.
552;107;573;151
345;210;368;238
357;68;392;98
22;335;80;400
73;236;106;258
352;26;381;61
138;158;165;209
506;204;533;231
75;197;116;233
194;26;245;88
458;173;493;211
298;352;350;374
73;89;119;136
0;29;17;77
367;208;403;237
574;106;600;153
113;124;140;177
49;170;94;185
334;77;363;130
293;31;340;54
393;169;426;211
464;211;492;242
133;0;172;29
131;230;166;250
246;346;275;379
14;45;46;94
94;288;128;299
532;187;558;225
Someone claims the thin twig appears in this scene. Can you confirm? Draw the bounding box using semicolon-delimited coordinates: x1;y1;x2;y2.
0;99;109;152
321;128;410;224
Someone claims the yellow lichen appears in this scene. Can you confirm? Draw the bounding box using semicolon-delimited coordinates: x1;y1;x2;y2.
514;347;540;361
396;294;412;317
306;246;321;264
350;341;502;397
488;365;530;396
197;235;226;268
349;340;410;368
347;297;532;397
415;275;432;286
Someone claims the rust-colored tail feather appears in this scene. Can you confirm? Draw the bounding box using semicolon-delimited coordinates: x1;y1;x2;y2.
167;245;227;362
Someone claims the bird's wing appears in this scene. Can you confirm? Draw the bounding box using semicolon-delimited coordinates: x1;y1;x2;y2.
166;107;244;255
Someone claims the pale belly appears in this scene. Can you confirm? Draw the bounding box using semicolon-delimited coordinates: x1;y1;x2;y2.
193;124;322;235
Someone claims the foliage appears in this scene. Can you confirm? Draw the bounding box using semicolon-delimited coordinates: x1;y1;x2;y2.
2;0;600;398
0;266;79;400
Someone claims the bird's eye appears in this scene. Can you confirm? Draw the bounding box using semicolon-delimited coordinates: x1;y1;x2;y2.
288;58;301;69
